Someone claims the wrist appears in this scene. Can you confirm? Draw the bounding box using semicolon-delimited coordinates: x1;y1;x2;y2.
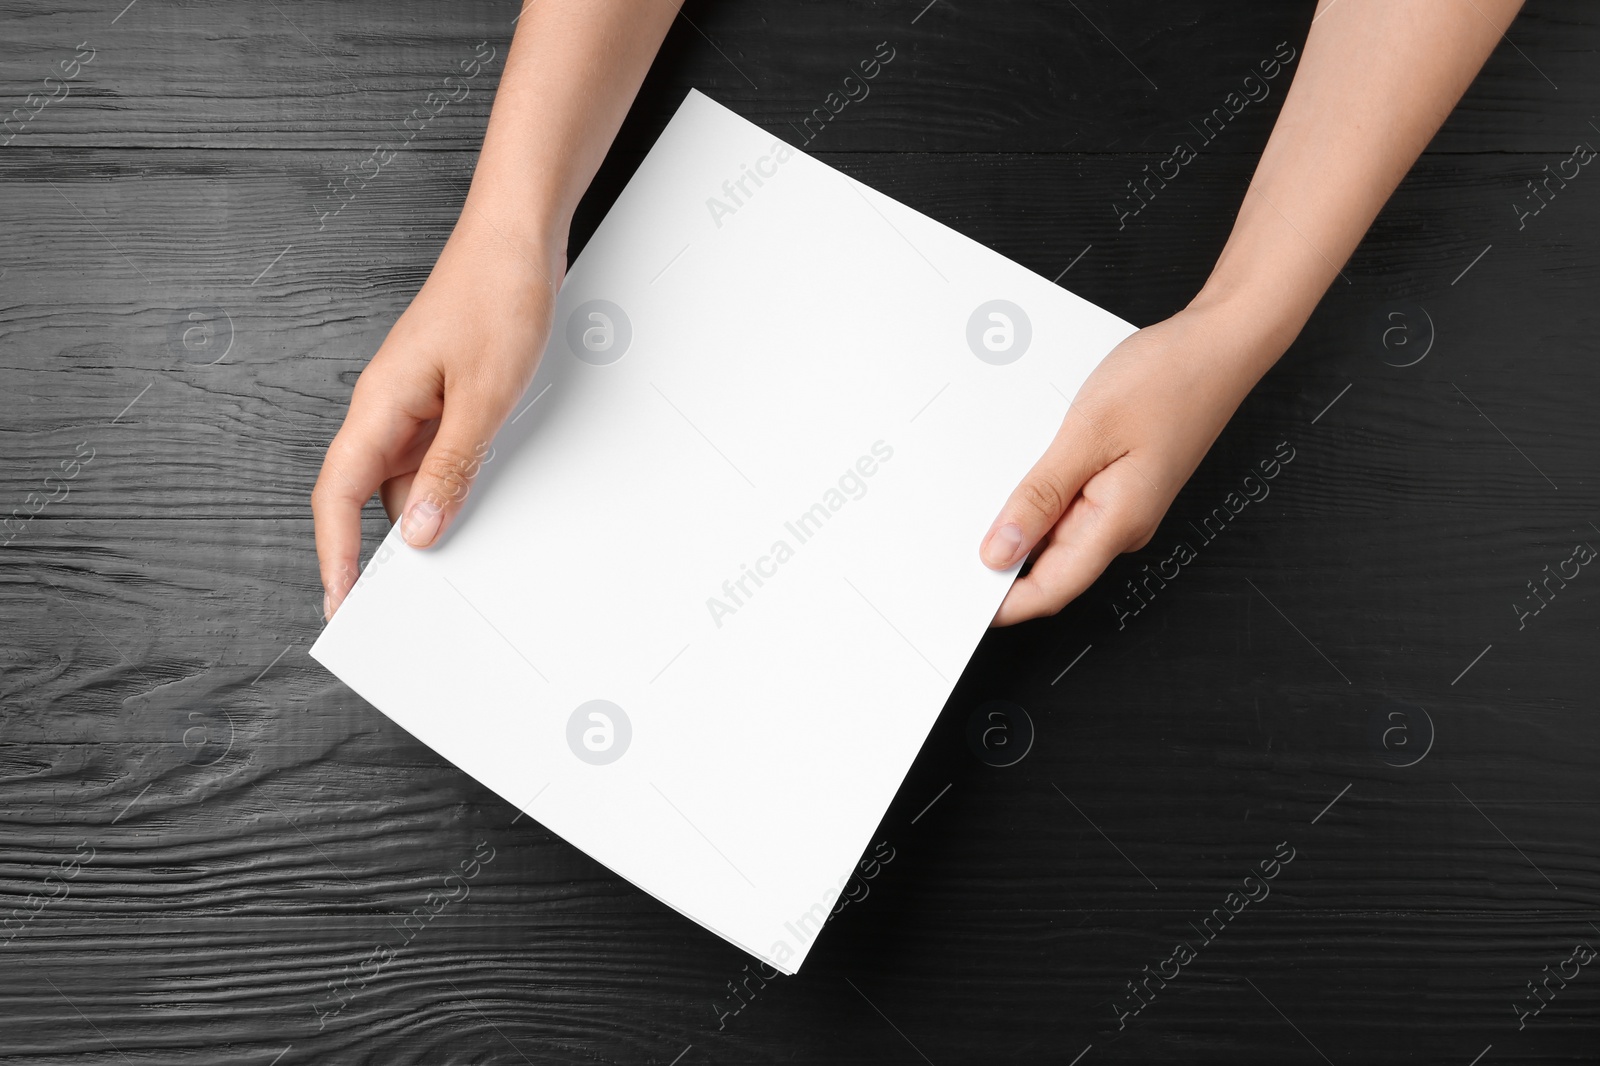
1173;283;1302;401
456;159;572;277
1186;192;1351;376
448;189;569;292
1184;269;1314;382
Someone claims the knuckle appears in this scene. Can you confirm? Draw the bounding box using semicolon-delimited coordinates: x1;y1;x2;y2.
1125;521;1157;552
418;445;483;506
1032;595;1068;621
310;467;342;509
1111;489;1163;552
1094;495;1135;536
1113;501;1161;552
320;559;358;592
319;433;361;473
1021;581;1069;622
1016;476;1070;523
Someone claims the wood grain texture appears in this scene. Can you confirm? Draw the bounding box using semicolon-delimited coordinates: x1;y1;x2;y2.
1;150;1595;519
3;0;1599;1063
0;0;1595;153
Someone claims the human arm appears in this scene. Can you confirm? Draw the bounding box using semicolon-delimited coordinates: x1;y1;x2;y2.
312;0;681;618
981;0;1527;624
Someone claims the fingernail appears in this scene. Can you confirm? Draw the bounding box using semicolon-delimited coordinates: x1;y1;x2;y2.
982;522;1025;569
402;497;443;548
322;592;333;621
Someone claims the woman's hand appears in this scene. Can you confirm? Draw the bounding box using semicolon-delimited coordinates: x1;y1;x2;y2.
312;216;564;619
979;301;1280;626
308;0;682;621
978;0;1524;625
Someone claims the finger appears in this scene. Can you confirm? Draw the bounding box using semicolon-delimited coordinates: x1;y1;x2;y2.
313;371;429;617
313;415;402;620
980;403;1119;570
398;384;516;549
992;460;1151;626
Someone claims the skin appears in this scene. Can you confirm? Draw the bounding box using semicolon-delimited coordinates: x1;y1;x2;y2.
313;0;682;618
315;0;1526;625
981;0;1526;624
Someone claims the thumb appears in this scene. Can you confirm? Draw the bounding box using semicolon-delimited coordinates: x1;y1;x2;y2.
980;410;1113;569
398;389;512;549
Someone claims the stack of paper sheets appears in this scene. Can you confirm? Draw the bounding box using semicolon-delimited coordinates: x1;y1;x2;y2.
311;89;1135;973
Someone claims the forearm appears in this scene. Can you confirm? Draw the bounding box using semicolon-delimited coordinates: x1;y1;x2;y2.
461;0;681;260
1191;0;1525;376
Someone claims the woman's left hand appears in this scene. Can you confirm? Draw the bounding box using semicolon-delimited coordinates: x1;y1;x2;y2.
979;301;1280;626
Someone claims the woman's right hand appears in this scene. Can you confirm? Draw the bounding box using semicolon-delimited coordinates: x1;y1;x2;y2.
312;213;565;619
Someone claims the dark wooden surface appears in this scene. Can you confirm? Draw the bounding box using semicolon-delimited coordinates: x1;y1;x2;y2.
3;1;1598;1063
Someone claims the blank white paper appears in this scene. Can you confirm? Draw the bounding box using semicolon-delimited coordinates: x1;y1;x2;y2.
310;89;1136;973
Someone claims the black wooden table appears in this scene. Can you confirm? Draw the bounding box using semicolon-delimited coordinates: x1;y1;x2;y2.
3;2;1598;1063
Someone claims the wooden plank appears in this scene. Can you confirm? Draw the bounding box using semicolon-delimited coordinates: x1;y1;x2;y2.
2;899;1599;1060
0;148;1596;520
0;0;1591;153
3;518;1597;910
3;1;1599;1061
